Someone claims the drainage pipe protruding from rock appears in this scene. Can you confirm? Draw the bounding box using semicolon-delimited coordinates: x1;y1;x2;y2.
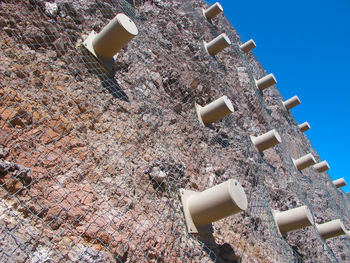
204;33;231;56
255;73;277;91
333;178;346;188
299;122;311;133
293;153;316;171
240;39;256;54
251;129;282;152
283;96;301;111
314;161;330;173
83;13;138;70
273;205;314;234
317;219;348;240
203;2;223;20
179;179;248;233
195;96;234;126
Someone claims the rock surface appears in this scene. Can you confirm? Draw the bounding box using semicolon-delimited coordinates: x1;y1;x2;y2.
0;0;349;262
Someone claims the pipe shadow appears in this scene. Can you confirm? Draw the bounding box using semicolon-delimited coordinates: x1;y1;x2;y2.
201;123;231;148
196;228;241;262
291;245;305;263
98;72;129;102
80;45;129;102
216;135;229;148
259;152;277;172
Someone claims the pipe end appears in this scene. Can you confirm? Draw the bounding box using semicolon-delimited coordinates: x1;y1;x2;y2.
273;129;282;144
221;33;231;46
293;95;301;105
308;153;317;165
228;179;248;211
222;95;234;113
303;205;314;226
248;39;256;48
269;73;277;85
116;13;138;36
215;2;224;12
315;161;330;172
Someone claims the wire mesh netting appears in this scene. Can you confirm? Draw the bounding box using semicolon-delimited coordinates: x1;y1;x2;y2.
0;0;349;262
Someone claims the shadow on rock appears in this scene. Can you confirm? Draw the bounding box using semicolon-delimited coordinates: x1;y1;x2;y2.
80;47;129;102
98;73;129;102
291;245;305;263
196;229;241;263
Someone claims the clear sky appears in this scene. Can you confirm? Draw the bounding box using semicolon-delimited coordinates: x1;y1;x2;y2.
207;0;350;193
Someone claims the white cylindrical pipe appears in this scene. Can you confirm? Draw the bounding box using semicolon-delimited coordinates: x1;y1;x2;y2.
316;219;348;240
293;153;316;171
314;161;330;173
91;13;138;61
188;179;248;227
255;73;277;91
251;129;282;152
333;178;346;188
240;39;256;54
299;122;311;133
197;96;234;125
203;2;223;20
204;33;231;56
274;206;314;233
283;96;301;111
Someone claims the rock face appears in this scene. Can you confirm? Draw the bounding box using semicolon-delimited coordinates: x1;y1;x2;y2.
0;0;349;262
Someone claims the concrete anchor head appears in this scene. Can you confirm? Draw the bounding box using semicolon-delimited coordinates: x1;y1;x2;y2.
292;153;316;171
202;2;223;20
179;179;248;233
240;39;256;54
282;96;301;111
273;205;314;234
255;73;277;91
196;96;234;126
316;219;348;240
299;122;311;133
314;161;330;173
251;129;282;152
333;178;346;188
82;13;138;71
204;33;231;56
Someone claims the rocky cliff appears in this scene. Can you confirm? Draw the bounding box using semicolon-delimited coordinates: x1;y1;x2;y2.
0;0;349;262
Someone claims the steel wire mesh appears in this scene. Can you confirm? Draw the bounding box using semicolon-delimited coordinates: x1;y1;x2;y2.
0;0;349;262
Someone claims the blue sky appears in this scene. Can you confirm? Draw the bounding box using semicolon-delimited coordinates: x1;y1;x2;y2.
207;0;350;193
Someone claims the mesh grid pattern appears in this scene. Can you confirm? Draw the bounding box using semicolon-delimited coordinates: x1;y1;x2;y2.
0;0;349;262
